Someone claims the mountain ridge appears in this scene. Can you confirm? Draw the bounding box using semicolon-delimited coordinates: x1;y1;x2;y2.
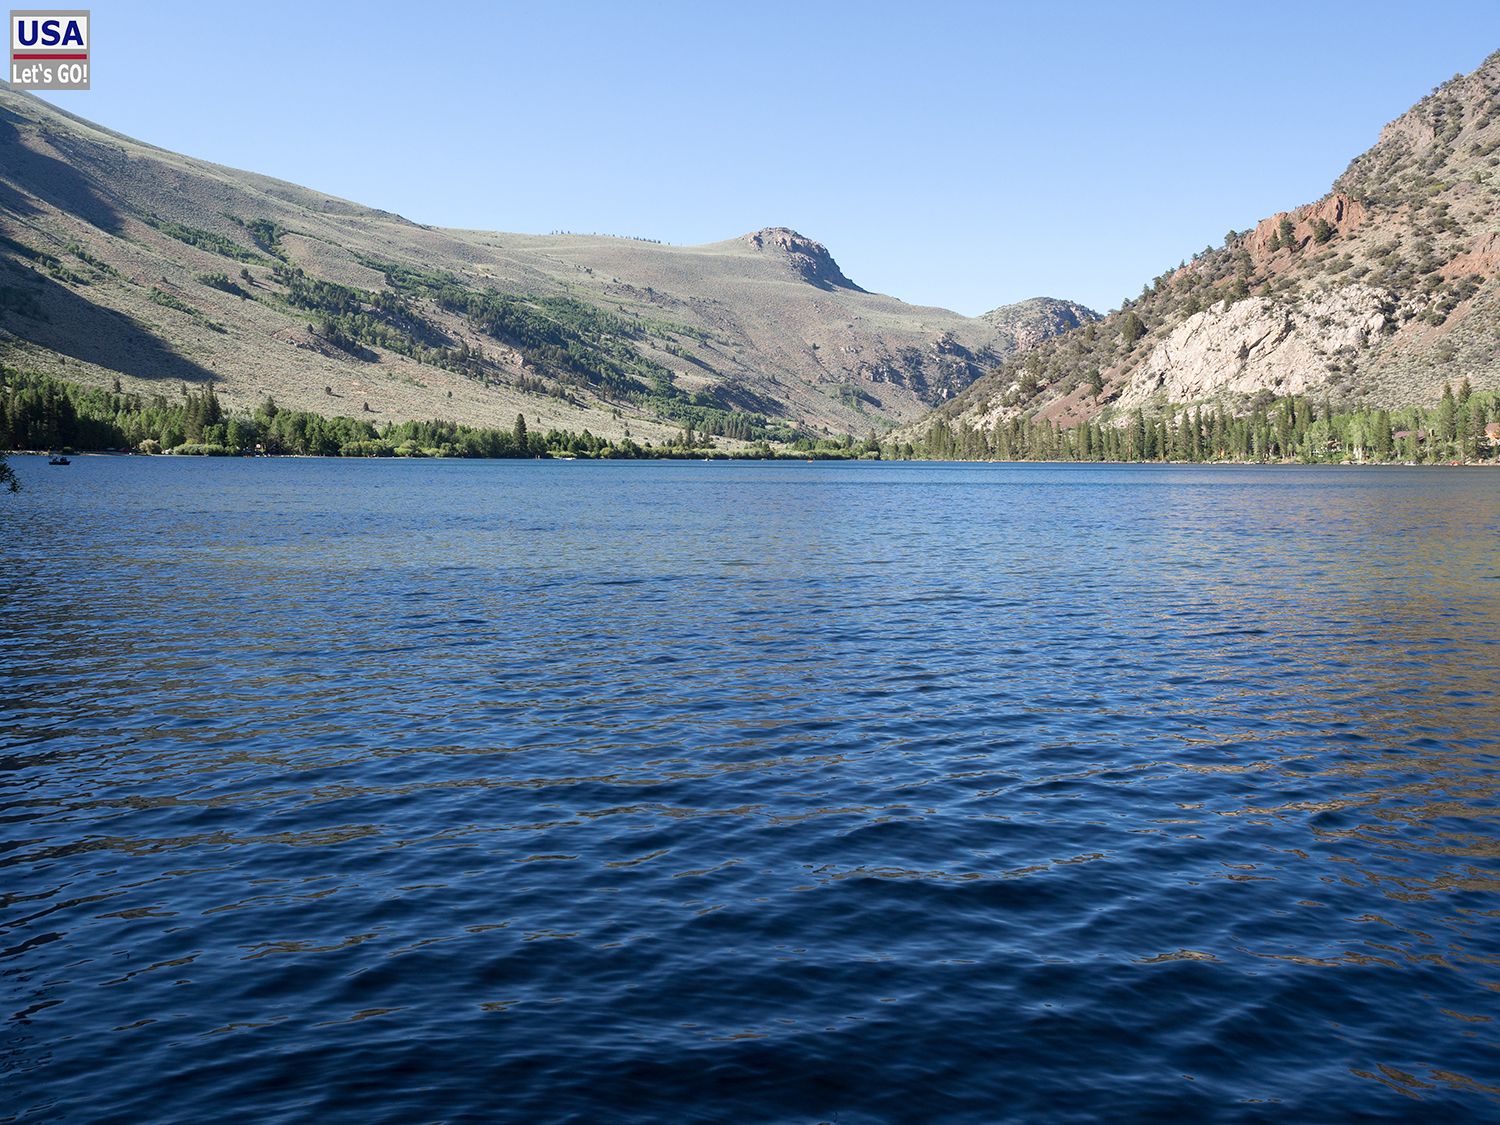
0;82;1093;442
923;49;1500;439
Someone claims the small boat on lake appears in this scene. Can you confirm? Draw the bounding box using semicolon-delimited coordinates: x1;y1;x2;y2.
48;455;71;465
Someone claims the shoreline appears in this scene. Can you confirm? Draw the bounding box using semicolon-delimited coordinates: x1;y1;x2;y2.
8;449;1497;469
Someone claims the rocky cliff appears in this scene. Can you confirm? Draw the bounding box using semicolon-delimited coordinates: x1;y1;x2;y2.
741;227;866;291
931;49;1500;435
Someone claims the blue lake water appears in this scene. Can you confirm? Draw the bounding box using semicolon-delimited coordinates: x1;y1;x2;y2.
2;456;1499;1122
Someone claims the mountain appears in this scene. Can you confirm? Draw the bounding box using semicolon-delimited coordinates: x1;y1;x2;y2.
979;297;1098;351
928;50;1500;436
0;83;1094;444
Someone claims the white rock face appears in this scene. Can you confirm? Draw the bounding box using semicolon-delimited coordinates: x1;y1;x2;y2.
1117;285;1404;408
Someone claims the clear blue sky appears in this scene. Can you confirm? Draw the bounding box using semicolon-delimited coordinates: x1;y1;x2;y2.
32;1;1500;315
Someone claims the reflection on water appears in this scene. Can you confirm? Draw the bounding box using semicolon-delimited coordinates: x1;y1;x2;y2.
2;457;1498;1122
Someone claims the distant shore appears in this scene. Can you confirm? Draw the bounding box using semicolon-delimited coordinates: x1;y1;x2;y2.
6;370;1495;468
9;449;1497;469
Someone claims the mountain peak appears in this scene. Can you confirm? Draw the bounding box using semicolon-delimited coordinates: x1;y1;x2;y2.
741;227;865;292
980;297;1100;351
0;92;1070;437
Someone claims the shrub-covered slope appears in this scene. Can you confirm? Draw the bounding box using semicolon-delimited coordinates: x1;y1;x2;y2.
931;50;1500;437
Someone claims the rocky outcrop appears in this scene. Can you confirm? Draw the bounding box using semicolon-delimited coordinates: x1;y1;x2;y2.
1117;284;1406;408
981;297;1099;351
1378;110;1439;154
1247;193;1367;257
928;50;1500;435
742;227;865;291
1445;231;1500;279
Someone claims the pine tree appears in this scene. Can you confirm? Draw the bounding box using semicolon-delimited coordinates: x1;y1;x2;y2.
1294;397;1312;439
1437;384;1457;444
1457;398;1479;461
1374;410;1393;458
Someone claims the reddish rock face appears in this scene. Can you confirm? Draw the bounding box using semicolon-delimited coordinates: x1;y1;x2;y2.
1443;231;1500;280
1247;193;1368;259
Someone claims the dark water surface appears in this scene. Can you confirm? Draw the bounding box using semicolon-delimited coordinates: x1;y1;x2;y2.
3;457;1499;1122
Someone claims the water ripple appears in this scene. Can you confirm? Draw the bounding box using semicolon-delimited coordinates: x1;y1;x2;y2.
2;457;1498;1122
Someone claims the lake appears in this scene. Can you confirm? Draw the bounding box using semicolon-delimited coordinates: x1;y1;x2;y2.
3;456;1498;1122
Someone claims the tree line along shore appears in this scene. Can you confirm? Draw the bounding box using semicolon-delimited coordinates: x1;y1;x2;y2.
3;368;1497;466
